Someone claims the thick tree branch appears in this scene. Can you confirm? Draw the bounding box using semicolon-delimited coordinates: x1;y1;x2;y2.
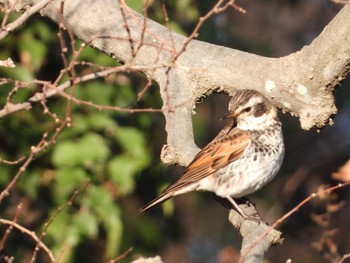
214;197;283;263
3;1;350;262
5;0;350;166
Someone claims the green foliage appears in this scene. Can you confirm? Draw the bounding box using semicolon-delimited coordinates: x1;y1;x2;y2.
77;44;116;66
88;186;123;257
52;132;111;168
136;217;162;246
0;13;160;262
0;1;202;261
125;0;144;13
18;31;47;71
46;111;152;260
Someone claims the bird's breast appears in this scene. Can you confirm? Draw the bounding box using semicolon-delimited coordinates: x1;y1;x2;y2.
198;128;284;198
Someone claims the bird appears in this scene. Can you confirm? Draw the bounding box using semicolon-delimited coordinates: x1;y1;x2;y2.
140;89;285;216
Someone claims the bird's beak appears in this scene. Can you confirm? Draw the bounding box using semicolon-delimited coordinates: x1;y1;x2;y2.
220;111;238;121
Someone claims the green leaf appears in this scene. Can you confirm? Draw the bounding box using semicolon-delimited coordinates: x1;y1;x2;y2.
18;32;47;71
18;170;40;199
87;186;123;256
32;20;54;42
55;167;89;202
0;165;10;186
113;83;135;107
125;0;143;12
75;82;114;106
137;217;162;246
108;155;137;195
77;44;116;66
52;133;110;168
0;65;34;81
46;209;71;242
59;114;90;139
72;211;98;238
115;127;144;151
52;140;81;167
104;210;123;258
115;127;150;168
86;112;117;131
168;21;186;35
78;133;110;166
88;186;115;214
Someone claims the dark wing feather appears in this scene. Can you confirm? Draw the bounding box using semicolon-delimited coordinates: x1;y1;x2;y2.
178;128;250;182
140;127;251;213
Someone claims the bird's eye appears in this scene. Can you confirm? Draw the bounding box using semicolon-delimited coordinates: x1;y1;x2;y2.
244;107;252;113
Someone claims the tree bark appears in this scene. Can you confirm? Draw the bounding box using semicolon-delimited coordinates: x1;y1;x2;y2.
5;0;350;262
7;0;350;166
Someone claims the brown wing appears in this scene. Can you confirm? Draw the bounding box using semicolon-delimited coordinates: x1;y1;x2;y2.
140;127;251;213
174;127;251;184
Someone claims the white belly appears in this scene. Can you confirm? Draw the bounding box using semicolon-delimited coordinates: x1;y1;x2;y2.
197;141;284;198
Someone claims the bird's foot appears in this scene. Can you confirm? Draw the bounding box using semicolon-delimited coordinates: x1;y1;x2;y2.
227;197;262;222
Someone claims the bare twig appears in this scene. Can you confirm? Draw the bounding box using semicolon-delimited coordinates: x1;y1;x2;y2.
105;247;133;263
162;0;238;106
0;63;172;118
171;0;243;62
0;0;51;40
0;116;69;202
0;133;49;202
239;183;350;263
338;253;350;263
0;218;55;262
0;203;22;251
30;182;89;263
332;0;350;4
118;0;136;58
0;0;18;30
160;0;176;54
0;156;25;165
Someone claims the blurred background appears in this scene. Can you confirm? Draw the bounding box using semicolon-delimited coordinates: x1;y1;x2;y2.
0;0;349;262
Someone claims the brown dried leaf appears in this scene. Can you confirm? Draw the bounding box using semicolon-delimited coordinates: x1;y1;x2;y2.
324;228;339;238
317;184;332;202
332;160;350;183
326;200;346;213
310;212;329;227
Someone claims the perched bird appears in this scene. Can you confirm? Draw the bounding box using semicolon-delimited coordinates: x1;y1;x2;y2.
140;89;285;216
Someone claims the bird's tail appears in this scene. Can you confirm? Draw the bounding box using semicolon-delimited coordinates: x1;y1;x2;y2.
140;192;174;213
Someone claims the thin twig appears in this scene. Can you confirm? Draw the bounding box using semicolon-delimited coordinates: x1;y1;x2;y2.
0;218;55;262
118;0;136;58
0;202;22;251
105;247;133;263
172;0;239;62
30;182;89;263
0;116;68;202
338;253;350;263
332;0;350;4
133;0;149;56
160;0;176;53
239;183;350;263
0;132;49;202
120;0;174;54
1;0;19;30
0;63;171;118
0;0;52;41
162;0;241;108
0;156;25;165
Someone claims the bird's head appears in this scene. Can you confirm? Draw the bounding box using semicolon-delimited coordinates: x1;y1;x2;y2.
223;89;277;130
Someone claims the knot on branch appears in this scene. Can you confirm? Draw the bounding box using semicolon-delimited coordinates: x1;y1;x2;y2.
160;144;178;165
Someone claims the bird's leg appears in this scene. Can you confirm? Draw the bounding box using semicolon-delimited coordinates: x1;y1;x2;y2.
226;196;250;219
